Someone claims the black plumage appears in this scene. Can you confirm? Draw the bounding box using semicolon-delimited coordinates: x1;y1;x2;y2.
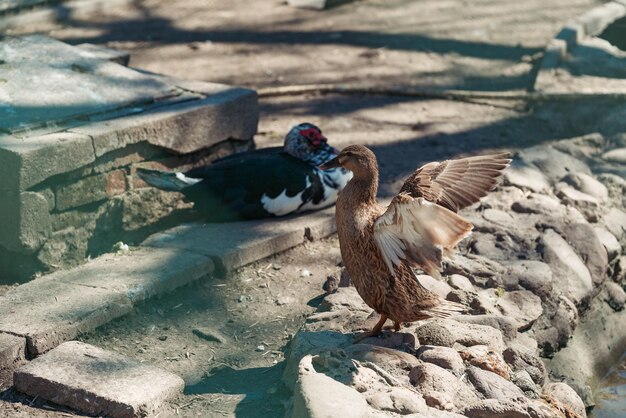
137;123;352;221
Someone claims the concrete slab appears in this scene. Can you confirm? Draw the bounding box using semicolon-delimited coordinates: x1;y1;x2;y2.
142;208;336;273
0;191;51;253
70;85;258;157
0;35;179;134
0;333;26;374
14;341;184;418
0;247;213;355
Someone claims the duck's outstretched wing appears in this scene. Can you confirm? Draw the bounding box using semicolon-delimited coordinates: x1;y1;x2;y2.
373;193;473;278
399;153;511;212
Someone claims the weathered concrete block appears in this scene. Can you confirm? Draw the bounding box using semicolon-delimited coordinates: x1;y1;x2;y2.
0;246;212;355
0;191;51;253
142;208;336;273
0;278;132;356
0;333;26;373
0;132;96;192
71;86;258;157
14;341;184;418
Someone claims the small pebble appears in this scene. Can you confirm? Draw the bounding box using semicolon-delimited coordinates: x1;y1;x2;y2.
237;295;245;303
256;345;265;352
300;269;312;277
158;336;168;341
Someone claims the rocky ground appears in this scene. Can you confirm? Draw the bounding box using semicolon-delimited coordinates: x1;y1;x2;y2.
281;133;626;418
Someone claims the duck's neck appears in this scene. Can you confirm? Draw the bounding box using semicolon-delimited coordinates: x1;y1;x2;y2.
343;169;379;207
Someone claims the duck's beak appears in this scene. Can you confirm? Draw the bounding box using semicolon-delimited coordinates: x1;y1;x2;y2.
319;156;341;170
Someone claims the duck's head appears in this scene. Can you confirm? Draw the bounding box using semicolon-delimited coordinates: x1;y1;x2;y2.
283;123;338;164
319;144;378;178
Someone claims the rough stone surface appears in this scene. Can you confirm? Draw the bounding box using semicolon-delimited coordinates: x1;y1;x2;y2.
366;387;428;414
409;362;480;410
283;331;352;386
434;319;506;352
459;345;510;380
456;315;518;343
592;227;621;261
603;207;626;243
602;147;626;163
604;281;626;311
447;274;474;292
292;354;373;418
539;228;593;304
543;382;587;418
415;322;455;348
467;366;525;400
461;399;533;418
555;185;600;221
503;345;546;386
517;145;591;184
416;346;465;376
560;172;609;201
496;290;543;330
506;260;553;298
417;274;453;299
0;333;27;374
14;341;185;418
563;223;609;286
503;160;550;192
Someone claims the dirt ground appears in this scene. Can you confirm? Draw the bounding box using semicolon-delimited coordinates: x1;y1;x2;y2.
1;237;343;417
1;0;619;416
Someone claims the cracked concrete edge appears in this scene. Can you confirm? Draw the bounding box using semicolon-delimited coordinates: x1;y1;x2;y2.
534;0;626;89
0;210;337;372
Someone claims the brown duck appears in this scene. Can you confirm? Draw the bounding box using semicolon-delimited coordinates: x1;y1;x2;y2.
320;145;510;339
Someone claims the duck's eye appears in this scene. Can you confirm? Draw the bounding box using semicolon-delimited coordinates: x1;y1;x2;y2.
344;151;353;157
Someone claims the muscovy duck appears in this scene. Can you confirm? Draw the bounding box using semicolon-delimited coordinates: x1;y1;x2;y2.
137;123;352;221
320;145;510;340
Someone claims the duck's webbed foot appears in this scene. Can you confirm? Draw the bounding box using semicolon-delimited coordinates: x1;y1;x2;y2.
353;314;388;343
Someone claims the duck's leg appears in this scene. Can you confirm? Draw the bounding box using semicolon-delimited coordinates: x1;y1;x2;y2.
353;314;388;343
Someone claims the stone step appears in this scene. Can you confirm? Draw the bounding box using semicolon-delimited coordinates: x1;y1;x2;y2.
0;208;336;371
14;341;184;418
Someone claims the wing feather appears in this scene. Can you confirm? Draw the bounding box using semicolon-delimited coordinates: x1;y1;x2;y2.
373;194;473;277
400;153;511;212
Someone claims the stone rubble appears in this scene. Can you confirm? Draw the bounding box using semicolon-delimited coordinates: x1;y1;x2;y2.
284;133;626;418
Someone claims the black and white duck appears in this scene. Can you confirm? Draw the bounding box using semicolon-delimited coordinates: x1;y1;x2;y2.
137;123;352;221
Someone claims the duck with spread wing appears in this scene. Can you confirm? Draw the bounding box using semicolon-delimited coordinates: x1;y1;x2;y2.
320;145;510;340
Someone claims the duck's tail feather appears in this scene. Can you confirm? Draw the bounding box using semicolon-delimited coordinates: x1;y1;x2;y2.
136;168;201;192
424;299;466;319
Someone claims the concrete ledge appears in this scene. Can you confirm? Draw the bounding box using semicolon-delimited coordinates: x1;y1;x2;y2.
0;247;213;356
535;1;626;91
14;341;184;418
142;207;336;273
